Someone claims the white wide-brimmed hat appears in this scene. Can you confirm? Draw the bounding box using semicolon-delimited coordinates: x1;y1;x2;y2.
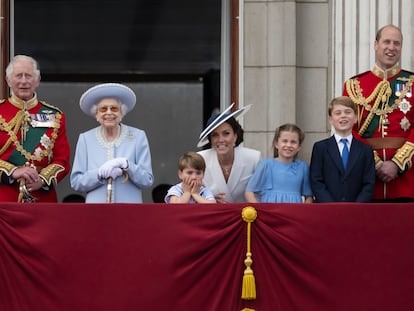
197;103;252;148
79;83;136;117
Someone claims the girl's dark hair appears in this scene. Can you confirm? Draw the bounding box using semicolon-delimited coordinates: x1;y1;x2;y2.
273;123;305;157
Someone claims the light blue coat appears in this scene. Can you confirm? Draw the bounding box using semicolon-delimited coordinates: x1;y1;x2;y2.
70;124;154;203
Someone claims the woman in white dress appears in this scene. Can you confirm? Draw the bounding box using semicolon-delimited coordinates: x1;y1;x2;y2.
70;83;153;203
197;104;261;203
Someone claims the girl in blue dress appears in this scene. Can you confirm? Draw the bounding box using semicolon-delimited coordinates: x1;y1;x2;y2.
245;123;313;203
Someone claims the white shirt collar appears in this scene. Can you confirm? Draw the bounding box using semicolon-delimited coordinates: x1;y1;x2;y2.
334;133;353;145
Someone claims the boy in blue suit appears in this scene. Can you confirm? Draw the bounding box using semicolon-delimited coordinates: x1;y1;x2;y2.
310;96;375;202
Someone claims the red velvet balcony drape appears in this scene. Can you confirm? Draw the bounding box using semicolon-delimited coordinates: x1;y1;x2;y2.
1;203;414;311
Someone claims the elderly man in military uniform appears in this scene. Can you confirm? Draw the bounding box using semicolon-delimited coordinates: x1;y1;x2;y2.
0;55;70;202
343;24;414;202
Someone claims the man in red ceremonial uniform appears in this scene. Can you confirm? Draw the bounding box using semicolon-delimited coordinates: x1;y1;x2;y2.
343;24;414;202
0;55;70;202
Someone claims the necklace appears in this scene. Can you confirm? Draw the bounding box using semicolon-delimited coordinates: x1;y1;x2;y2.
221;164;232;176
219;154;234;180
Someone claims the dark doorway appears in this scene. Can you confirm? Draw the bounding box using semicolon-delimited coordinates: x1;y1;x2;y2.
14;0;221;76
13;0;222;202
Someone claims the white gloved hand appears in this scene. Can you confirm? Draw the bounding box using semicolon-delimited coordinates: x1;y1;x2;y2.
109;168;123;180
107;157;128;169
98;158;128;179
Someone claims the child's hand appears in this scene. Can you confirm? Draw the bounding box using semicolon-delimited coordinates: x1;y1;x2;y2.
181;176;193;193
190;179;202;194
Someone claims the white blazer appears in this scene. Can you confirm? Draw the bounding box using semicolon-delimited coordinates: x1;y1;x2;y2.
198;146;261;202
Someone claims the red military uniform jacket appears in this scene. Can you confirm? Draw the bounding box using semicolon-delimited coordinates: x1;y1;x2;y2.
343;64;414;200
0;94;70;202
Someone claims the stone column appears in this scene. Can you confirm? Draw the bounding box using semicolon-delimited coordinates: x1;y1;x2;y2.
243;0;298;157
333;0;414;97
241;0;414;161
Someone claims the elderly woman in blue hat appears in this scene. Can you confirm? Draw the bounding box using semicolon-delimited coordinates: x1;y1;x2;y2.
70;83;154;203
197;103;261;203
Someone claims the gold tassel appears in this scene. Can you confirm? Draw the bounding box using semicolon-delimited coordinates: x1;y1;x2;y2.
241;308;256;311
241;206;257;300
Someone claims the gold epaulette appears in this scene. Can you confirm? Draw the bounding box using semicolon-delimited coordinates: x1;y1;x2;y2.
0;159;17;176
347;70;371;81
392;142;414;171
40;101;63;114
39;164;65;186
0;99;6;104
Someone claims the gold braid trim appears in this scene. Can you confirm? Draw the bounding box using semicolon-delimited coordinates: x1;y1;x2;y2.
0;159;17;176
346;79;392;136
0;112;61;163
392;142;414;171
373;151;383;167
40;100;63;113
39;164;65;186
0;110;26;156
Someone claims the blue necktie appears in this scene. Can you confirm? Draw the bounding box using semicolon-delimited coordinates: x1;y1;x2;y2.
340;138;349;169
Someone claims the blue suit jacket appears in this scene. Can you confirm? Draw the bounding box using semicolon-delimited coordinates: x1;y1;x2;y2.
310;135;375;202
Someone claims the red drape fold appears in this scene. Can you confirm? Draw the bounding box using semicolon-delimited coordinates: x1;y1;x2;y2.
1;203;414;311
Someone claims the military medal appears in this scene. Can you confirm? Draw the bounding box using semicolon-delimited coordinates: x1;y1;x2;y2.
400;116;411;131
30;113;58;128
399;98;412;114
396;77;414;97
395;83;403;97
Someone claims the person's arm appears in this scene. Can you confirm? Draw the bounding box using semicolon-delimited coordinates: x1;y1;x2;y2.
301;162;314;204
191;192;216;203
127;129;154;189
355;145;376;202
245;191;258;203
169;178;193;204
169;192;191;203
386;141;414;182
70;133;104;193
39;111;71;189
190;180;216;203
244;159;266;203
309;142;335;203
